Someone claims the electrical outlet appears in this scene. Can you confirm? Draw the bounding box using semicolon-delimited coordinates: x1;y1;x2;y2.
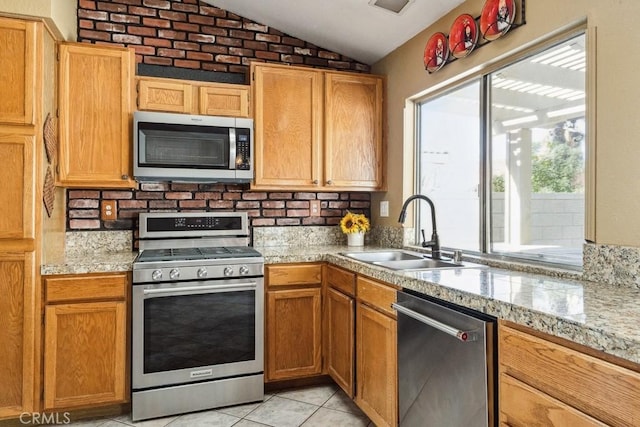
310;200;321;216
380;200;389;217
101;200;117;221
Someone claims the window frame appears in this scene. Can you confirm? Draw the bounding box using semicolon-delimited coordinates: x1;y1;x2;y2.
411;26;590;270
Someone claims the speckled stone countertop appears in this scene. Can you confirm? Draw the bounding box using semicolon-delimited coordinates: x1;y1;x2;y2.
41;244;640;365
257;244;640;365
41;251;137;275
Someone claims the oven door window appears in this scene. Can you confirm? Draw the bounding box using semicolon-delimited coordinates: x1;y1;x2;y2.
138;123;230;169
143;290;255;373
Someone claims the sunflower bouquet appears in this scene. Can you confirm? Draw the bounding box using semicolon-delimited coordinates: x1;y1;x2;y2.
340;211;371;234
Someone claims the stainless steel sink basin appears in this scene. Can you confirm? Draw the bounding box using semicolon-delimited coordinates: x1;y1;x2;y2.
340;250;486;271
340;250;425;263
373;259;464;270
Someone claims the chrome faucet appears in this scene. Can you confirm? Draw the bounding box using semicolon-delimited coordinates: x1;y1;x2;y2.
398;194;442;260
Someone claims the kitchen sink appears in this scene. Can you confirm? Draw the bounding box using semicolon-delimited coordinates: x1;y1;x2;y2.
373;258;464;270
340;250;485;271
340;250;425;263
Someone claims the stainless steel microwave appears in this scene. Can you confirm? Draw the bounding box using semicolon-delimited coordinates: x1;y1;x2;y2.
133;111;254;183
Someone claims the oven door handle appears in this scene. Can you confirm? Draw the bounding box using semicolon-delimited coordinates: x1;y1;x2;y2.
143;282;257;296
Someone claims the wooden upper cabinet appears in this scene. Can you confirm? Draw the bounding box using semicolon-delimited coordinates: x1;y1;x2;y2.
325;72;383;189
137;77;193;114
136;76;250;117
199;84;249;117
58;43;135;188
0;17;36;126
251;63;385;191
253;63;323;189
0;134;35;241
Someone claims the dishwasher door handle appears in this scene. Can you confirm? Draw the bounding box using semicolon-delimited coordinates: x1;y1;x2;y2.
392;303;477;342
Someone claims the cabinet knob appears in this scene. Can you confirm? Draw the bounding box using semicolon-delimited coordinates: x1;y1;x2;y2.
327;180;333;185
122;174;129;180
312;179;319;185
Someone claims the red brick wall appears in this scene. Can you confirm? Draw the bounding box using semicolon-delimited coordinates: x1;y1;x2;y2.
69;0;372;232
67;185;371;231
77;0;371;76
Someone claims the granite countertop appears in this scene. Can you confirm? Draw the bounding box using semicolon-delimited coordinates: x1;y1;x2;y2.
258;244;640;365
41;244;640;365
41;251;138;275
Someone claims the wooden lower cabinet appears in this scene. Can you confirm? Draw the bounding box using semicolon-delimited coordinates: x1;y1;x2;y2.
265;264;322;382
500;373;606;427
43;273;128;410
0;251;37;419
355;301;398;427
355;276;398;427
499;322;640;427
325;286;355;397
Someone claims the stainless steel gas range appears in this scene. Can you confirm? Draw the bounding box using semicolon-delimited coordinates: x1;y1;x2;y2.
131;211;264;421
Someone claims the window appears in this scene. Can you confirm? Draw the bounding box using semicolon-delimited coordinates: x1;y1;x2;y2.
416;33;586;268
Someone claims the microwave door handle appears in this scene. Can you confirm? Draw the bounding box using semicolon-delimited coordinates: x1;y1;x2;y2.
229;127;237;170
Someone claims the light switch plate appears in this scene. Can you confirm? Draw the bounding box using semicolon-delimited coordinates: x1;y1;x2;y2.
380;200;389;217
310;200;321;216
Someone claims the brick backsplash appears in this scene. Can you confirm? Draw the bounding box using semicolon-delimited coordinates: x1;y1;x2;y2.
66;184;371;233
77;0;371;77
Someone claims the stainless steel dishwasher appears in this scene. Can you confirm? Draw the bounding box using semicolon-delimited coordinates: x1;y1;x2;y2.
393;290;497;427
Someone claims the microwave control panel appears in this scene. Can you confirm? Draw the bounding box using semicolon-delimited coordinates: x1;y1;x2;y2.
235;128;251;170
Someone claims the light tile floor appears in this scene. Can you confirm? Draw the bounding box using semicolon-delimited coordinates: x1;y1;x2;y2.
63;384;373;427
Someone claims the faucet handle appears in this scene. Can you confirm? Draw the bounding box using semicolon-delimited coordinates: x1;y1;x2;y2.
420;229;427;245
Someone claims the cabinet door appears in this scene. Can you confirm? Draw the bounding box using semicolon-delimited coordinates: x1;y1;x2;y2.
266;287;322;381
44;300;127;410
0;251;36;419
58;43;135;188
0;134;34;240
500;324;640;426
252;64;322;189
324;73;383;189
326;287;354;397
500;373;606;427
137;77;193;114
356;302;397;427
0;17;36;126
199;84;249;117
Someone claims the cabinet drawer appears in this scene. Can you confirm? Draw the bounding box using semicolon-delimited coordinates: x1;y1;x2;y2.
500;373;605;427
326;265;355;296
356;276;397;318
45;273;127;303
500;325;640;426
267;263;322;287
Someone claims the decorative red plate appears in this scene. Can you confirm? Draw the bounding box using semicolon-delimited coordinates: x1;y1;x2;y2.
448;14;478;59
424;32;449;73
480;0;516;41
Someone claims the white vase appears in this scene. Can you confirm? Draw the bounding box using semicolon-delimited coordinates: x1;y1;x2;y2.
347;231;365;246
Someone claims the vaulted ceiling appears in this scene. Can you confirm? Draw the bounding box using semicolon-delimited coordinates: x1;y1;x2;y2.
203;0;465;64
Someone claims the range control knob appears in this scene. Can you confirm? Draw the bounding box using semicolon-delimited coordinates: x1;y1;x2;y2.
151;270;162;281
223;267;234;277
169;268;180;280
239;265;249;275
197;267;208;279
